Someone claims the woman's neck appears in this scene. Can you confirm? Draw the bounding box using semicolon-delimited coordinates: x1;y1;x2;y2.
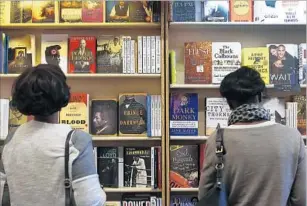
34;113;58;124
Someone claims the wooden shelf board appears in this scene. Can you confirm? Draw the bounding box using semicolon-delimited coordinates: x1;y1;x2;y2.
170;84;307;89
171;188;198;192
0;73;161;79
0;23;161;30
170;136;208;140
92;136;161;141
104;188;161;193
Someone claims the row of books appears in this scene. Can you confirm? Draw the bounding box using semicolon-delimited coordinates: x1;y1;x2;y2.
169;0;306;23
0;93;162;140
169;93;306;137
170;42;306;85
0;33;161;74
104;195;162;206
0;1;160;24
94;146;162;189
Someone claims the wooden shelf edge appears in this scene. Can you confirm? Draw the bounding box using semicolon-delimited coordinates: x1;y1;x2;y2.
0;74;161;79
104;188;161;193
171;188;198;192
92;136;161;141
0;22;161;29
170;136;208;140
170;84;307;89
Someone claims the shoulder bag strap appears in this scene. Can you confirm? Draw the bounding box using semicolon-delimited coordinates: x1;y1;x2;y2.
65;130;74;206
215;123;226;190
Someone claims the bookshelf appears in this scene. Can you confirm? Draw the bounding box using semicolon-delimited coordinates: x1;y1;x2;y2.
0;2;166;204
165;3;307;206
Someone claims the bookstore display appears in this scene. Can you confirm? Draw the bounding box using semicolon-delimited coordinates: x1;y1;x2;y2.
0;1;306;206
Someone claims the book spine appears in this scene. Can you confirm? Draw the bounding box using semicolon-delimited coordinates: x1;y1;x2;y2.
4;35;9;74
126;36;131;74
146;36;151;74
137;36;142;73
157;147;162;189
147;95;152;137
298;44;306;84
151;36;156;73
131;39;135;74
294;102;298;129
151;147;155;188
156;36;161;73
118;146;124;187
93;147;97;171
150;196;157;206
122;36;127;74
154;147;158;189
0;99;9;140
142;36;147;73
158;95;162;136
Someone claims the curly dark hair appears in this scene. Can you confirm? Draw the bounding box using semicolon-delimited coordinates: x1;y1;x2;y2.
11;64;70;117
220;66;265;107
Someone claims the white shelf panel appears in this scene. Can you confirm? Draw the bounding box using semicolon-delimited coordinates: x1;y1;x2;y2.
170;136;208;140
104;188;161;193
171;188;198;192
170;84;307;89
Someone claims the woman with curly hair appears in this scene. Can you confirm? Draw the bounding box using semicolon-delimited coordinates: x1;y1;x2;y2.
198;67;306;206
0;64;106;205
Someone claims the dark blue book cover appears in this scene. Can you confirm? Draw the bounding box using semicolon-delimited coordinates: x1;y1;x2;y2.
170;93;198;136
171;1;196;22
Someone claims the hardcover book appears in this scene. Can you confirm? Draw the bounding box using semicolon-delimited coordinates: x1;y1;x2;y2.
10;1;22;23
299;43;306;84
230;0;252;22
32;1;55;23
261;97;286;125
90;99;118;136
202;0;229;22
104;202;121;206
170;145;199;188
97;35;123;73
22;1;32;23
41;34;68;73
267;44;299;90
69;36;96;73
205;98;231;136
171;195;199;205
212;42;241;84
118;93;147;136
170;93;198;136
124;147;152;188
82;0;103;22
292;95;306;135
60;0;82;23
129;1;153;22
184;41;212;84
8;98;32;132
122;194;151;205
241;47;270;85
59;93;89;132
170;1;196;22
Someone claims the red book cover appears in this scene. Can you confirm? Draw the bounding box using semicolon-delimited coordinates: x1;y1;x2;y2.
69;36;96;73
199;143;207;172
82;0;103;22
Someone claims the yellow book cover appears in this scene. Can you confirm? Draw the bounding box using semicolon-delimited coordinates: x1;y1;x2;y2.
8;98;33;132
104;202;121;206
32;1;55;23
0;1;11;24
59;93;89;132
21;0;32;23
242;47;270;84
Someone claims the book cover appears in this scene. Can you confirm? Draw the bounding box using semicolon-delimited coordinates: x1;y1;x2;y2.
293;95;306;135
184;41;212;84
212;42;241;84
106;1;130;22
171;1;196;22
118;93;147;136
0;99;9;140
97;35;123;73
10;1;22;23
97;147;120;188
124;147;151;188
170;93;198;136
0;1;10;24
299;43;306;84
261;97;286;125
205;98;231;136
230;0;252;22
8;35;34;74
41;34;68;73
104;202;121;206
267;44;299;90
22;1;32;23
69;36;96;73
202;0;229;22
8;99;32;132
170;145;199;188
129;1;152;22
122;194;151;205
90;99;118;136
59;93;89;132
32;1;55;23
241;47;270;84
170;195;199;205
82;0;103;22
60;0;82;23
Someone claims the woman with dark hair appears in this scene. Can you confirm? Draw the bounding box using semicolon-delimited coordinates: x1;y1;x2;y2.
198;66;306;206
0;64;106;205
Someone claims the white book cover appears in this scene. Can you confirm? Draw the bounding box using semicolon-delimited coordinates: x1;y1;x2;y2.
143;36;147;73
261;97;286;125
151;36;156;73
299;43;306;84
118;146;124;188
131;39;135;74
138;36;143;73
0;99;9;140
156;36;161;74
146;36;151;74
205;98;231;136
126;37;131;74
212;42;241;84
254;0;306;23
122;36;127;73
41;34;68;73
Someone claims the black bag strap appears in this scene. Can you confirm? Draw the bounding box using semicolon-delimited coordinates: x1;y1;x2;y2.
65;130;74;206
215;123;226;190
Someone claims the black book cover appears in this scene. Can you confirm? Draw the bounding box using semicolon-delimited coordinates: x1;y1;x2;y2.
122;193;151;206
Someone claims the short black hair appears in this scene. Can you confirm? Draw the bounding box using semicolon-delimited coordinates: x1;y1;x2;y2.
220;66;265;105
11;64;70;117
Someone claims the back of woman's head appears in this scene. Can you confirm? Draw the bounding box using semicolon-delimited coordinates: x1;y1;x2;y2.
220;66;265;108
11;64;70;117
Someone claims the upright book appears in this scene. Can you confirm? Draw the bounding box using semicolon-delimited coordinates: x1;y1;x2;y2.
32;1;55;23
229;0;252;22
202;0;229;22
60;0;82;23
169;1;196;22
82;0;103;22
299;43;306;84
